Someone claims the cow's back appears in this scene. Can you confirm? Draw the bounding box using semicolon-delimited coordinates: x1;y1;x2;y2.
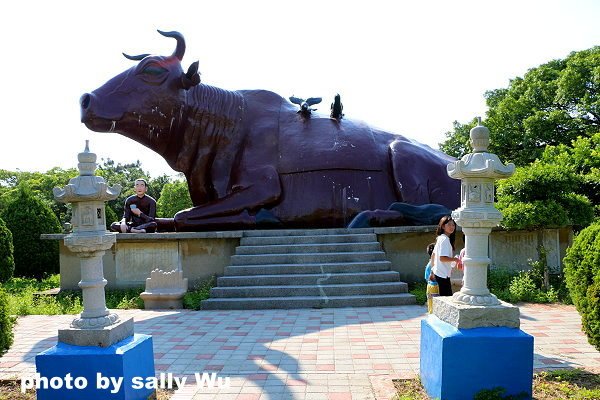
267;104;401;227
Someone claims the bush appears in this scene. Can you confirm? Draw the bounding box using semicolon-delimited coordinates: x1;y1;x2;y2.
183;276;216;310
496;161;594;230
0;287;14;354
0;184;61;278
157;180;193;218
498;200;569;230
0;217;14;282
508;272;538;302
105;288;144;309
497;161;580;203
564;221;600;350
488;264;568;304
488;267;518;301
408;281;427;305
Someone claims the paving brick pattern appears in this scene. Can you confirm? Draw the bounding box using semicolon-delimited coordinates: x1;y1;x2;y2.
1;304;598;399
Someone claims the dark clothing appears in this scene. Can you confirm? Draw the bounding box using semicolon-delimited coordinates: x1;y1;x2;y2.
434;275;453;296
110;194;157;233
123;194;156;226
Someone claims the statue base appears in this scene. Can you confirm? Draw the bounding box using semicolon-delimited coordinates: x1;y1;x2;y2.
420;315;533;400
433;296;520;329
59;318;134;348
36;333;154;400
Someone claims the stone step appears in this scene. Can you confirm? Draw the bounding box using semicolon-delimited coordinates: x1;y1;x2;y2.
240;233;378;246
217;271;401;286
209;282;407;298
235;242;382;255
230;251;387;266
243;228;374;237
224;260;393;276
201;293;416;310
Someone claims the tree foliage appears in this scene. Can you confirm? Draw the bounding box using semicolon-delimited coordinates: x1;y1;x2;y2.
157;179;193;218
439;119;477;158
0;287;14;354
0;217;14;282
0;160;174;226
564;221;600;351
0;168;77;224
496;161;594;230
96;159;169;222
540;133;600;214
0;184;61;278
440;46;600;166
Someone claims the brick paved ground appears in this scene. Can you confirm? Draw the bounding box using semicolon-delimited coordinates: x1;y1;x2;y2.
1;303;598;399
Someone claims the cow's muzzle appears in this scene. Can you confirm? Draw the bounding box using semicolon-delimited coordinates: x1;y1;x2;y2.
80;92;118;132
80;93;92;110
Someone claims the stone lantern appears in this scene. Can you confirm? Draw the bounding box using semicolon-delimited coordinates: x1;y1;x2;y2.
36;141;155;400
447;118;515;307
420;120;533;400
52;141;132;345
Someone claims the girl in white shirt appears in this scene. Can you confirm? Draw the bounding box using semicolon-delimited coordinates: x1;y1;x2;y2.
431;215;460;296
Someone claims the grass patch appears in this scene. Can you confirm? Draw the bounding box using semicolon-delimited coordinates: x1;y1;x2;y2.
1;275;82;316
408;281;427;305
393;369;600;399
0;274;218;315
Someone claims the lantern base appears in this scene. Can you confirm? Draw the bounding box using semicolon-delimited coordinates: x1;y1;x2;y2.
433;296;520;329
59;318;134;348
36;333;154;400
420;315;533;400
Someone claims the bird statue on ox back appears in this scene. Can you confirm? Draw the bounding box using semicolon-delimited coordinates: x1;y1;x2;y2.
80;30;459;232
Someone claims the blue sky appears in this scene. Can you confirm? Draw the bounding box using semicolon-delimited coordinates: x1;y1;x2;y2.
0;0;599;177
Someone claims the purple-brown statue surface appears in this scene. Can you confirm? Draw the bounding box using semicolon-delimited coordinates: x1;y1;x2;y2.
81;31;460;231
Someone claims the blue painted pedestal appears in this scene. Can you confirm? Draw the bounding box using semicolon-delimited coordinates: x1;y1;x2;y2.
36;334;155;400
420;316;533;400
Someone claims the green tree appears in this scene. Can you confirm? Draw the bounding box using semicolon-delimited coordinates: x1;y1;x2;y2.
148;174;170;205
0;168;77;224
440;46;600;166
0;217;14;282
0;184;61;278
96;159;150;221
439;119;477;158
540;133;600;214
156;179;193;218
497;161;594;230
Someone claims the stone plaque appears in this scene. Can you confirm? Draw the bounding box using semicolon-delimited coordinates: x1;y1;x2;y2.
490;230;536;268
116;241;179;283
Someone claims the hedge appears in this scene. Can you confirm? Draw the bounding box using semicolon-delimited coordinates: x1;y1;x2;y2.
564;221;600;350
0;217;14;282
0;185;61;278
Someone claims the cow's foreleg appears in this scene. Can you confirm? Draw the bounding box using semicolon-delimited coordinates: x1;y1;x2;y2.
174;165;281;229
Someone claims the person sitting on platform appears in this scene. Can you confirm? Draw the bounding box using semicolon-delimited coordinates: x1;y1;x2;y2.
110;178;157;233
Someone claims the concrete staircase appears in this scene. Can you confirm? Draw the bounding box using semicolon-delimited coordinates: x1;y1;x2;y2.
201;229;416;310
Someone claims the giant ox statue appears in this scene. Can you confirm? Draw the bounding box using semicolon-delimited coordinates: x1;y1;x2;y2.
81;30;460;231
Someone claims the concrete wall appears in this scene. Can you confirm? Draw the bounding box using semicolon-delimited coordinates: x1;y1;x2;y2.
44;226;573;289
45;232;241;290
375;226;573;282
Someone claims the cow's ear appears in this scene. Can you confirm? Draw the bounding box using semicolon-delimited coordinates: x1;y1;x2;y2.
181;61;201;90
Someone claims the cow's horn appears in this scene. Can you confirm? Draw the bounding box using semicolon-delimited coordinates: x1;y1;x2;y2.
157;30;185;60
123;53;150;61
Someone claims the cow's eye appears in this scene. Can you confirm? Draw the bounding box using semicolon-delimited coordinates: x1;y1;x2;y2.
141;64;168;76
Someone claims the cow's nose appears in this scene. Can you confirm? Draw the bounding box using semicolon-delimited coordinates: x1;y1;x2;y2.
80;93;92;110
